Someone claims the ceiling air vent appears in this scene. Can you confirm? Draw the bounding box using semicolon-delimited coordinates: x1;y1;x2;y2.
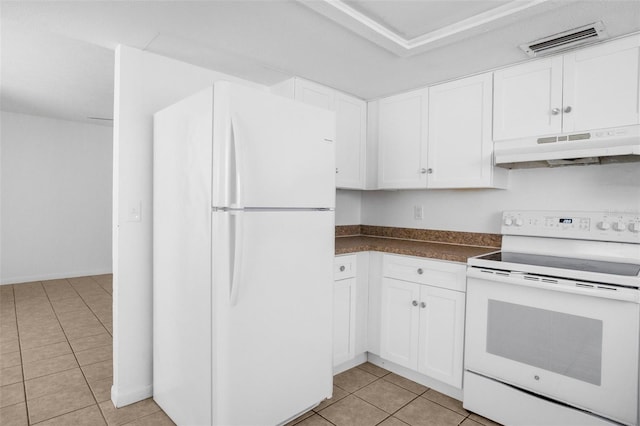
519;22;608;57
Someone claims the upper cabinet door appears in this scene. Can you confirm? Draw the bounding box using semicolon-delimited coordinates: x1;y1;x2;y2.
334;93;367;189
493;56;563;140
378;89;429;189
294;79;335;110
292;78;367;190
428;73;501;188
562;36;640;133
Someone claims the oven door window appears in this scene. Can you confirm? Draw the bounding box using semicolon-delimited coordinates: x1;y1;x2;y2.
486;300;603;385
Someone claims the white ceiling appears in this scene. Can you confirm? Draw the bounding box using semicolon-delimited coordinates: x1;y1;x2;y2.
2;1;640;127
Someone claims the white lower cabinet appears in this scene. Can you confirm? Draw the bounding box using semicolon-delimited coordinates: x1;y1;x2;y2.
380;254;466;389
333;253;368;371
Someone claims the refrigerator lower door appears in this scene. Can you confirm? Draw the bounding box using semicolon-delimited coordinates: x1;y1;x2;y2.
212;210;334;426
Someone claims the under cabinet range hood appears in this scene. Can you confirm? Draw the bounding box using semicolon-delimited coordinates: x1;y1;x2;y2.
494;125;640;169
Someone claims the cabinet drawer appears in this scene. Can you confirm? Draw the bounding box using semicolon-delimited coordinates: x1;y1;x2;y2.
335;255;357;280
383;254;466;292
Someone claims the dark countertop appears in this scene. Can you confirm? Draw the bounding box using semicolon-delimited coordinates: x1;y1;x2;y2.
335;235;498;263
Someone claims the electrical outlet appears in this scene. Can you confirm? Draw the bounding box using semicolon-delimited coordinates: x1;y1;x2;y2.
414;205;424;220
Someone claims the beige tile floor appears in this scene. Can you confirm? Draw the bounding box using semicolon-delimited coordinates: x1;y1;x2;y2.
286;363;501;426
2;275;500;426
0;275;174;425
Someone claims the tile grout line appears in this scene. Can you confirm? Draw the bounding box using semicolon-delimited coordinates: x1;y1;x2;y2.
74;276;112;337
338;365;472;426
39;278;110;426
357;365;475;422
12;283;32;424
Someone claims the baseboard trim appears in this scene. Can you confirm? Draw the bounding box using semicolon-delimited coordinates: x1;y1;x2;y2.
1;269;113;285
111;384;153;408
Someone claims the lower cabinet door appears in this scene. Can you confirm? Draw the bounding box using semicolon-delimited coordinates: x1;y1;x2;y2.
417;286;466;388
333;278;356;366
380;278;420;370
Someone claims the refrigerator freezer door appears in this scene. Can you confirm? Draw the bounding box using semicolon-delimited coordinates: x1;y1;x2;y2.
212;82;336;209
212;210;334;425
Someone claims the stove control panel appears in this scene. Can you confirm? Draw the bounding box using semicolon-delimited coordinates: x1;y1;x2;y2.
502;211;640;243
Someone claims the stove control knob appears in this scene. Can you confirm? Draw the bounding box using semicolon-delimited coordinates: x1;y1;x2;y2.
630;222;640;233
504;217;513;226
613;221;626;231
598;221;611;230
515;218;524;227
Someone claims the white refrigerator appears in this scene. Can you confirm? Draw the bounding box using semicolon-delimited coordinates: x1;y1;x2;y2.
153;82;335;426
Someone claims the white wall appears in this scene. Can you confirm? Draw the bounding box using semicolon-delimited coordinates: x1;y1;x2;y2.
1;111;112;284
336;189;362;225
112;45;262;407
362;163;640;233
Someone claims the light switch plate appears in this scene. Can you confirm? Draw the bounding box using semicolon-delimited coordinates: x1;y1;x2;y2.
127;202;142;222
414;205;424;220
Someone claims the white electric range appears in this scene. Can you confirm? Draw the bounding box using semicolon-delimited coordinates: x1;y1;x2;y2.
464;210;640;426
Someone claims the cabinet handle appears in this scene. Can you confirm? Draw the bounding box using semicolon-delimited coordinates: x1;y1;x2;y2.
427;168;433;174
339;265;345;272
417;268;424;275
412;300;418;307
564;106;572;113
420;168;427;174
336;168;339;174
420;302;426;308
551;108;560;115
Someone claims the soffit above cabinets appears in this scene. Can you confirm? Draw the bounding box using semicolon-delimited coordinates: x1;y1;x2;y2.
300;0;560;57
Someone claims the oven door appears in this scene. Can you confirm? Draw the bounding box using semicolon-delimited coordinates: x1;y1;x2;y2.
465;268;640;426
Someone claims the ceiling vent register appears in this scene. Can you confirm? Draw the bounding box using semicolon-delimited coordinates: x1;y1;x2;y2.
519;21;608;57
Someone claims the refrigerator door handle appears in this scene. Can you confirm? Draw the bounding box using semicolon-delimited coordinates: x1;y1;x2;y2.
229;116;243;209
229;210;244;306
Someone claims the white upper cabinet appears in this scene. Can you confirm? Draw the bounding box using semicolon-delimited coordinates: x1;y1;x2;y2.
294;78;334;110
428;73;506;189
493;56;563;140
334;92;367;189
562;36;640;133
494;35;640;141
377;89;429;189
273;78;368;190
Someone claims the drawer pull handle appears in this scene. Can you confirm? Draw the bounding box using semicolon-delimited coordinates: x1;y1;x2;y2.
420;302;426;308
412;300;418;307
339;265;346;272
417;268;424;275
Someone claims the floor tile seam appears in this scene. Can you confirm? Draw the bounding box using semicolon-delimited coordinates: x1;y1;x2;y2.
59;322;109;334
66;328;112;345
354;365;392;379
418;393;469;418
89;276;112;297
16;337;69;352
42;281;111;426
119;409;167;426
378;375;428;396
25;377;94;403
29;396;96;425
23;363;82;386
384;392;423;418
313;409;339;425
28;402;101;425
72;291;110;325
348;391;405;416
11;284;32;425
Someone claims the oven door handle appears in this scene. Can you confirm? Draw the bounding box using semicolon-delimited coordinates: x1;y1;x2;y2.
467;267;640;303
